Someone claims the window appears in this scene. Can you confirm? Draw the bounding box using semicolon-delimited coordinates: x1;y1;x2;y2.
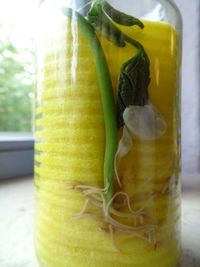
0;0;37;178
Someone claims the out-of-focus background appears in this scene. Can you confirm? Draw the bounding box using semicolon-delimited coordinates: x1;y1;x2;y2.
176;0;200;177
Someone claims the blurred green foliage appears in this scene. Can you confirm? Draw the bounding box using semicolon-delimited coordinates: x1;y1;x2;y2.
0;39;35;132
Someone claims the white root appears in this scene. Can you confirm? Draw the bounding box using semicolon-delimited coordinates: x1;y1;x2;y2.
105;191;140;217
105;214;156;232
73;199;90;219
82;189;103;201
114;153;122;187
130;193;157;214
108;224;119;252
114;104;167;187
67;183;157;248
109;207;139;219
75;184;107;192
114;126;133;187
64;104;167;249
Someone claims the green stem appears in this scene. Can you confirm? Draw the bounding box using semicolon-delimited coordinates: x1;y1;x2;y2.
124;34;143;52
62;8;118;206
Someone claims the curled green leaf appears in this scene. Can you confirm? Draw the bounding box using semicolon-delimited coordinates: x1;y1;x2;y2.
102;1;144;28
87;0;126;47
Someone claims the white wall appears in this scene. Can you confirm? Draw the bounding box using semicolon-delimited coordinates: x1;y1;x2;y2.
175;0;200;174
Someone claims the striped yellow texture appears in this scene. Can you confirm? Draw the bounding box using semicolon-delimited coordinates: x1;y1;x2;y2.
35;11;180;267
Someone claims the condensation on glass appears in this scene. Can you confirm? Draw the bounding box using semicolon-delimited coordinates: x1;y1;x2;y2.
34;1;182;266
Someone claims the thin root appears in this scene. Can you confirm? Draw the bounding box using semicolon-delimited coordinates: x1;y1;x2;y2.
106;191;140;216
109;224;120;252
114;152;122;187
68;183;157;249
73;199;90;219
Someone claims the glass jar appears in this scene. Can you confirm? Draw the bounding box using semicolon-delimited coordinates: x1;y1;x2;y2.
34;0;182;266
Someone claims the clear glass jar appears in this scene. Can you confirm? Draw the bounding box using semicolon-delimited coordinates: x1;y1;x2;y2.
34;1;182;266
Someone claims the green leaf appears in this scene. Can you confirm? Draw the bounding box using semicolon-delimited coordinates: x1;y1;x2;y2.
117;50;150;128
102;1;144;28
87;1;150;129
87;0;126;47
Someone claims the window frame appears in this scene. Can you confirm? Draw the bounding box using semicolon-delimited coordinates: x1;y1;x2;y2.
0;134;34;179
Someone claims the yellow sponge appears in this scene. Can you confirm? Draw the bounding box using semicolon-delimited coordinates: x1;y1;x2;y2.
35;10;180;267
